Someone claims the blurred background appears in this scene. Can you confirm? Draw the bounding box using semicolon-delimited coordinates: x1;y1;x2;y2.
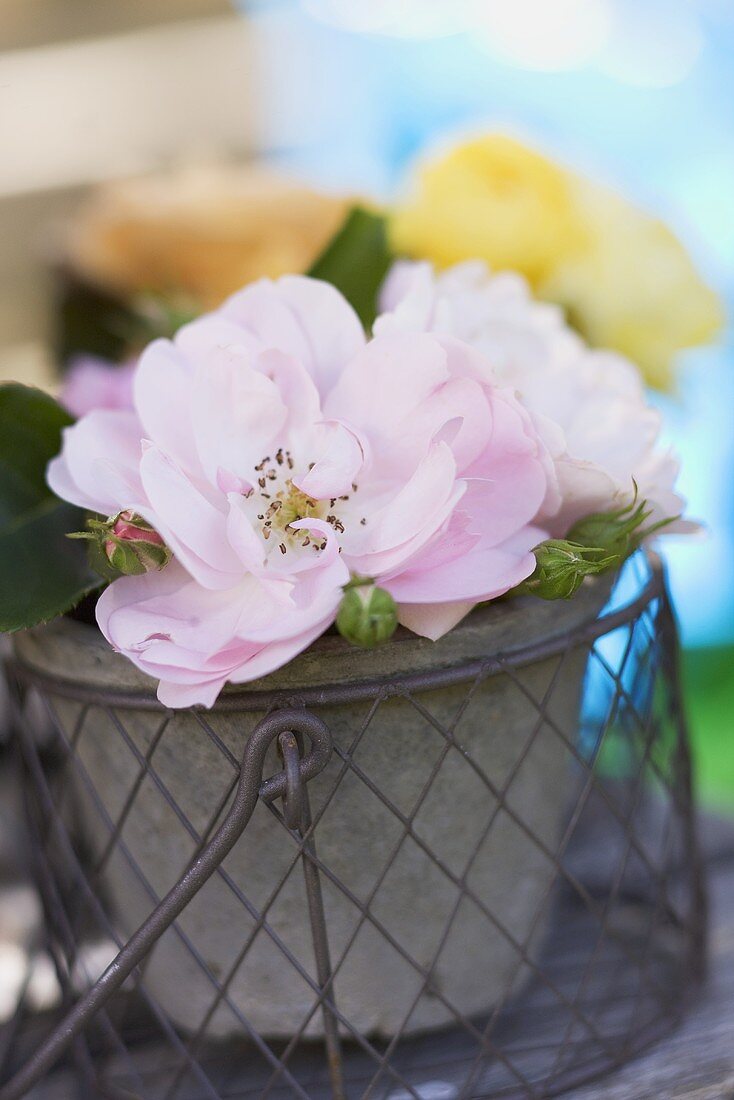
1;0;731;814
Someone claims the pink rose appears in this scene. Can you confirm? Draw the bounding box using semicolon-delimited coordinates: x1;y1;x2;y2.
60;356;136;418
48;276;551;707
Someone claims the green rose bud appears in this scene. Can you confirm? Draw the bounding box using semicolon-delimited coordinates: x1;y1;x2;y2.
516;540;619;601
568;496;651;563
336;582;398;648
515;482;679;603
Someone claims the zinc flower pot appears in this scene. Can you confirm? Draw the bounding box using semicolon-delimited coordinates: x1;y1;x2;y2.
13;575;611;1041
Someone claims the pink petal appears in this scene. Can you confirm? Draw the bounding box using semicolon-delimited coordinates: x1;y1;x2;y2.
222;275;365;396
227;614;333;688
254;347;322;441
293;420;365;498
398;376;493;473
191;343;288;486
96;558;343;709
47;410;144;515
175;315;260;363
157;678;229;708
139;446;241;589
397;600;476;640
384;525;544;605
226;494;267;572
461;391;549;544
324;332;450;451
343;441;464;577
134;340;197;473
96;563;232;653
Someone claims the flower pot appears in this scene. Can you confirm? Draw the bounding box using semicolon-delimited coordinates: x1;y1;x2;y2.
13;578;612;1042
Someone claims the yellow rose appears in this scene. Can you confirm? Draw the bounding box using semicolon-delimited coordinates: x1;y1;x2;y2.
540;182;724;391
389;134;586;286
66;166;349;310
390;134;723;389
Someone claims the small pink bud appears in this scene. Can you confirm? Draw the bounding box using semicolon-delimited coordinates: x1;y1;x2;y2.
69;511;171;578
107;510;166;550
101;511;170;575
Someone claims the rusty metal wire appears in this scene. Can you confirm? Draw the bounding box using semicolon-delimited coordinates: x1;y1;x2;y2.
0;552;705;1099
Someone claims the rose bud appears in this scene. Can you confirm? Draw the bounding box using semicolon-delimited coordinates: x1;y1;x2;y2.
567;488;672;564
69;511;170;578
517;540;618;601
337;582;398;648
104;512;170;575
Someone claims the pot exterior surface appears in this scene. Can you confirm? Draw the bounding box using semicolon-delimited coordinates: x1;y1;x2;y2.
14;582;611;1039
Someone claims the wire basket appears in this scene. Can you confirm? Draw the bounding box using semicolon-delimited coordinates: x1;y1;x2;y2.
1;552;705;1100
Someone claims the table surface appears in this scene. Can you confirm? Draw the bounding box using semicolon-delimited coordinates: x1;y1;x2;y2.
566;820;734;1100
9;815;734;1100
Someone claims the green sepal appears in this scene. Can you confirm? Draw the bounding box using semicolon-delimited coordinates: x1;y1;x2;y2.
567;483;676;562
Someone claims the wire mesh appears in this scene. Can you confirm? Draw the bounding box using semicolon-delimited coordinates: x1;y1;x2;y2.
1;553;705;1099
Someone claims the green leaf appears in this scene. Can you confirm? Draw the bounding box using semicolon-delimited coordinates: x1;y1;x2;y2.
0;499;100;632
307;206;393;328
0;383;99;631
0;385;73;524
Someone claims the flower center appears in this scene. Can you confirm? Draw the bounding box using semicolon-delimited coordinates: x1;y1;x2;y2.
248;449;359;558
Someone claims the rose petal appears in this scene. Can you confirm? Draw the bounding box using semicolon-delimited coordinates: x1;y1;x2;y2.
293;420;366;499
47;410;144;515
139;446;241;588
222;275;365;395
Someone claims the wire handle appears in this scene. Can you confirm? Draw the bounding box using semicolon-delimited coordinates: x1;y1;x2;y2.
0;709;333;1100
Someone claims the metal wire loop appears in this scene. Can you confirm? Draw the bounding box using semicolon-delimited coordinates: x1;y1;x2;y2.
278;731;305;831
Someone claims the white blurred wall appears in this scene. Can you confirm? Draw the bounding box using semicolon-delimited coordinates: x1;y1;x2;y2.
0;1;256;383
